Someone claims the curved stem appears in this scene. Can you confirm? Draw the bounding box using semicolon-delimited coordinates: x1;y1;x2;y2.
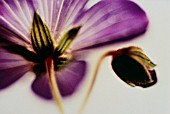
46;58;65;114
78;51;114;114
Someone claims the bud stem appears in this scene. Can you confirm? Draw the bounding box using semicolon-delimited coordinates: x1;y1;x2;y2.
46;57;65;114
78;51;114;114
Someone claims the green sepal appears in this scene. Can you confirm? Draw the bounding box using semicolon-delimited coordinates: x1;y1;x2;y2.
31;12;55;59
127;47;156;69
54;26;81;56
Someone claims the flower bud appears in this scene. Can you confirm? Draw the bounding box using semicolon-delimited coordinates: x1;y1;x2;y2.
111;46;157;88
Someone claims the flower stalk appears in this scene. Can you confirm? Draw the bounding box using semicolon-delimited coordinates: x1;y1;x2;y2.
79;46;157;114
46;57;65;114
78;51;113;114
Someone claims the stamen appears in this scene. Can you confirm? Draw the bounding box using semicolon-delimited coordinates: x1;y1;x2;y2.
46;57;65;114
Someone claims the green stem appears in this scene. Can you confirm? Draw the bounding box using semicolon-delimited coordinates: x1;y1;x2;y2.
78;51;114;114
46;58;65;114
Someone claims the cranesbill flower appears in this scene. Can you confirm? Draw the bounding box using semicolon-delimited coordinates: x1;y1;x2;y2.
0;0;152;113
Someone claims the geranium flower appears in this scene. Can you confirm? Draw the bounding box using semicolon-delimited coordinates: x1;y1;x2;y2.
0;0;154;113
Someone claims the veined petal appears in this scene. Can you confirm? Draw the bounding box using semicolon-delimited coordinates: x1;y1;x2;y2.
31;60;87;99
72;0;148;50
0;49;31;89
56;60;87;96
0;65;30;89
0;0;35;44
0;49;31;70
53;0;89;39
31;0;87;38
0;0;88;43
32;73;52;99
22;0;88;39
0;26;30;46
31;0;60;35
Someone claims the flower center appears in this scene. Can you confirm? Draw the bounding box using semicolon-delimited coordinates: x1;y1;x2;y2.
30;12;81;72
3;12;81;76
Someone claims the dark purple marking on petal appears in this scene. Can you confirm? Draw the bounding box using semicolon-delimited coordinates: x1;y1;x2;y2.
56;60;87;97
72;0;148;50
0;64;30;89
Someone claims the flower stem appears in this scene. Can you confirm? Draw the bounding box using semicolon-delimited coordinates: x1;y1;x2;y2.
78;51;114;114
46;57;65;114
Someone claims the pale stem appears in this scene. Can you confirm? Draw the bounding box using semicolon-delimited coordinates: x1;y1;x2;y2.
78;51;114;114
46;58;65;114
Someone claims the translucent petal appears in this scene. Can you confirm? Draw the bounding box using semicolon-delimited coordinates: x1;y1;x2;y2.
52;0;89;39
0;65;30;89
31;60;87;99
0;0;35;44
32;73;53;99
72;0;148;50
0;49;31;70
30;0;88;39
0;49;31;89
56;60;87;96
31;0;60;35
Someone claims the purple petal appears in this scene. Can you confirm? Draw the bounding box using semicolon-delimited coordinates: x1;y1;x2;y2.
0;0;35;44
0;49;30;70
31;0;60;35
0;26;30;47
71;0;148;50
53;0;89;39
30;0;89;39
56;60;87;96
0;65;30;89
4;0;89;40
0;49;31;89
32;73;52;99
31;60;87;99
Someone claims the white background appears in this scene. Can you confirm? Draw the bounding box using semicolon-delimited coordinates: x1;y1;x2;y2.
0;0;170;114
